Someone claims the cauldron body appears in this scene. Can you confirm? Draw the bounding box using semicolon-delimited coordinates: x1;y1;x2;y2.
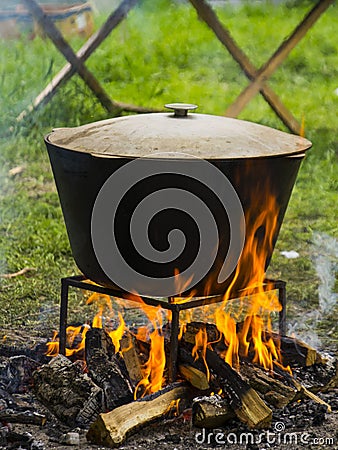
45;113;311;296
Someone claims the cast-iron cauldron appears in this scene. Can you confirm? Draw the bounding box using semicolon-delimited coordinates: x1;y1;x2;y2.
45;104;311;297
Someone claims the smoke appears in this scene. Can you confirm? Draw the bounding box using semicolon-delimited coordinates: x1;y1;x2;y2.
312;232;338;314
287;232;338;349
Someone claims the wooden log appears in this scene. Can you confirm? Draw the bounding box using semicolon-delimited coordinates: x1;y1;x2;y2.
240;363;298;408
291;378;332;413
85;329;133;411
277;335;325;367
33;354;104;426
205;348;272;429
192;394;235;428
183;321;221;346
178;364;209;390
0;411;46;426
5;355;40;394
183;320;324;368
87;383;189;447
236;320;324;367
85;327;115;361
120;333;143;387
178;344;209;374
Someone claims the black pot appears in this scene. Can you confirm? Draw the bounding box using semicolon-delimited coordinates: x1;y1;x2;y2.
45;105;311;297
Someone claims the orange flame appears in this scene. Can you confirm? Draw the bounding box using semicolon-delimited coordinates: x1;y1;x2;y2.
108;312;125;353
46;325;90;358
192;327;210;381
164;398;181;416
213;193;289;373
133;302;166;399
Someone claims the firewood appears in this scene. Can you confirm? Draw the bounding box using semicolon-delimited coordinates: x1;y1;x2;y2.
270;333;325;367
240;363;297;408
120;333;143;387
3;355;40;394
185;320;324;368
87;383;189;447
178;345;209;374
33;354;104;426
178;364;209;390
183;321;222;346
192;394;235;428
85;327;115;360
85;329;133;411
205;348;272;429
0;411;46;426
291;378;332;412
179;341;271;427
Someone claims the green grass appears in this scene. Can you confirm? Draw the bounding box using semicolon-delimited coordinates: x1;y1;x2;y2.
0;0;337;348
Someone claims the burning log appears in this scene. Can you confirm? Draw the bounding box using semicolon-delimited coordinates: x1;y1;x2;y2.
120;333;143;387
178;364;209;391
85;328;133;411
204;348;272;429
87;383;189;448
185;320;324;368
240;363;298;408
183;322;222;346
177;344;213;390
33;354;104;426
192;394;235;428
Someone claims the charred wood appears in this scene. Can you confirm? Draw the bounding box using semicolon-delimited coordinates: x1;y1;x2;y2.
85;328;133;411
0;344;49;364
204;348;272;428
277;334;326;367
240;363;298;408
0;411;46;426
87;383;189;448
183;321;222;347
33;354;104;426
1;356;40;394
192;394;235;428
85;327;115;361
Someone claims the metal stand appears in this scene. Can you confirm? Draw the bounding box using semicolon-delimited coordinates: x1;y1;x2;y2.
59;275;287;382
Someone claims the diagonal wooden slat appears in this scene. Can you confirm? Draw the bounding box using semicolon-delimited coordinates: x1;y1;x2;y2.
17;0;161;122
226;0;334;118
21;0;120;114
189;0;301;133
19;0;160;121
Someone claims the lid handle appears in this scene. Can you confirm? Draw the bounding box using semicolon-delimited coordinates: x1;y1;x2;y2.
165;103;198;117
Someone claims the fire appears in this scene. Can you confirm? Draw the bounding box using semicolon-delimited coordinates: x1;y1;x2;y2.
164;398;181;417
214;309;239;369
213;193;287;372
192;327;210;381
134;303;166;399
45;325;90;358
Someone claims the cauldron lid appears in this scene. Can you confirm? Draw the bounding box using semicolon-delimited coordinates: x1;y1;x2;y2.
47;109;311;159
